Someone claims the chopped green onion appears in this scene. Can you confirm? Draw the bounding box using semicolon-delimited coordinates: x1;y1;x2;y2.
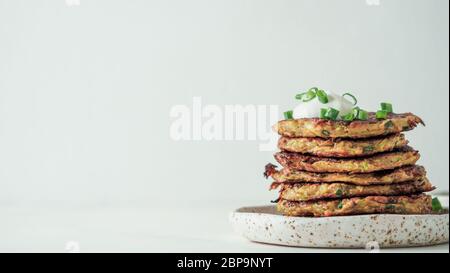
432;197;443;212
384;120;394;129
381;102;393;113
363;145;374;153
295;89;317;102
320;108;328;119
335;189;343;197
284;110;293;120
357;109;369;120
342;93;358;106
385;204;396;210
321;130;330;137
303;90;317;102
337;201;343;209
316;89;329;104
376;110;388;119
325;107;340;120
352;107;360;118
342;112;355;122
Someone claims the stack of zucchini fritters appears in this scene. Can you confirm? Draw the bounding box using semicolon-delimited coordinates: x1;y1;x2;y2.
265;113;436;217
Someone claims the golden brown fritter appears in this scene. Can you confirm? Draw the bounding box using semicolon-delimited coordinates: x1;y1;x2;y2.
278;133;408;157
275;113;424;139
274;147;420;173
277;194;432;217
273;179;434;202
264;164;426;185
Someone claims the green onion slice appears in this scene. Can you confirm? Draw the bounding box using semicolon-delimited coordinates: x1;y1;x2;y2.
381;102;393;113
321;130;330;136
384;120;394;129
302;90;316;102
342;93;358;106
432;197;443;212
316;89;329;104
376;110;388;119
283;110;293;120
352;107;360;117
342;112;355;122
363;145;374;153
325;107;340;120
357;109;369;120
295;89;317;102
385;204;396;210
320;108;328;119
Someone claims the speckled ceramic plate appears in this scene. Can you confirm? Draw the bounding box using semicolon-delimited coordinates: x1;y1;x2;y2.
230;205;449;248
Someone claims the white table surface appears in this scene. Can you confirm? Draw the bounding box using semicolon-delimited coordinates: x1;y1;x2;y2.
1;201;448;253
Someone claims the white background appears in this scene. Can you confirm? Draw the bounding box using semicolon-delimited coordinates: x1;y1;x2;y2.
0;0;448;252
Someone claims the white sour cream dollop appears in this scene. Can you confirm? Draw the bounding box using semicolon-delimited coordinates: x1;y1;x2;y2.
293;91;354;119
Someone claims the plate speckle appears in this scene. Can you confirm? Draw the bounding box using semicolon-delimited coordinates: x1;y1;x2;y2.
230;206;449;249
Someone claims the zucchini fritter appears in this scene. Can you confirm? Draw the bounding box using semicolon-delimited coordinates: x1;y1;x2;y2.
277;194;432;217
264;164;426;185
274;179;434;201
278;133;408;157
274;147;419;173
276;113;424;139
